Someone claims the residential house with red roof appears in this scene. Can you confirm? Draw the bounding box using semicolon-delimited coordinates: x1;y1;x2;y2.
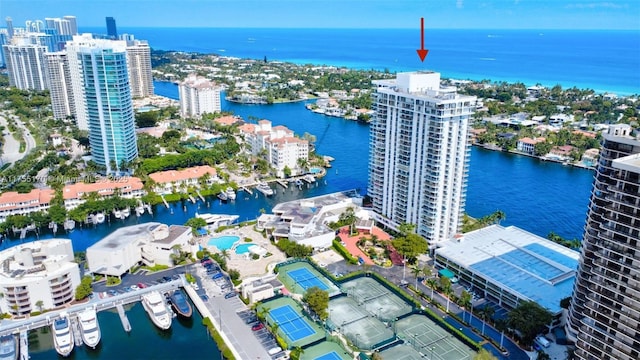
63;177;145;210
0;189;55;222
148;165;217;195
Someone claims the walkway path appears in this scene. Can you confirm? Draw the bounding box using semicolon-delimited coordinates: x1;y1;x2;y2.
337;226;374;265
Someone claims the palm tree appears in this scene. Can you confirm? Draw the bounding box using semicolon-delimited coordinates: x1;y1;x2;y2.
422;266;433;280
426;278;438;300
459;290;472;323
35;300;44;313
411;266;422;289
479;306;495;336
221;249;230;261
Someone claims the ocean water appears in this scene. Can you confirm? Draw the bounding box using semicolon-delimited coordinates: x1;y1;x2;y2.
81;27;640;94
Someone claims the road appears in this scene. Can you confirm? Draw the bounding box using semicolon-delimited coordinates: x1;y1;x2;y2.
0;112;36;167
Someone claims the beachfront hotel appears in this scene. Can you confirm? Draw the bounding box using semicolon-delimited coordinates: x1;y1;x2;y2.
567;124;640;360
239;120;309;178
178;74;221;118
368;71;476;247
0;239;81;316
86;223;193;277
66;35;138;174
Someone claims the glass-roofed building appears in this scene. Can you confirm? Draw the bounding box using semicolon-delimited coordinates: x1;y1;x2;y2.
434;224;580;315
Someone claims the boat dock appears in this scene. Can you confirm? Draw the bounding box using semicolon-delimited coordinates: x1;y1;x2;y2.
276;180;288;188
70;316;84;346
188;195;196;203
196;190;205;202
240;186;253;195
160;195;170;208
116;303;131;332
19;330;28;360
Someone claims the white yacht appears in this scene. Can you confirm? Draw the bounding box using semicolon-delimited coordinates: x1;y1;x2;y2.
225;187;236;201
78;307;101;349
142;291;172;330
0;334;17;360
51;313;74;357
304;174;316;183
256;182;274;196
113;209;122;219
121;207;131;218
94;213;105;224
195;213;239;230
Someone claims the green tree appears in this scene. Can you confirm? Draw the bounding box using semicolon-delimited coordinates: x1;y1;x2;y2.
459;290;472;323
411;266;422;289
392;233;428;259
507;301;553;346
184;217;207;233
135;110;159;128
35;300;44;313
303;286;329;320
426;278;438;300
74;276;93;300
474;349;498;360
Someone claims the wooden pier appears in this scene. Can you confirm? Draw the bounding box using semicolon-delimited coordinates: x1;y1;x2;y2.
276;180;288;188
188;195;196;203
241;186;253;195
19;330;28;360
70;316;84;346
196;190;206;202
116;303;131;332
160;195;170;209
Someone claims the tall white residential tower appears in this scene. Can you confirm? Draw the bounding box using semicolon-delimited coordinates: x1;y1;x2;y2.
178;74;221;118
368;71;476;248
2;36;48;90
44;51;75;120
125;39;153;98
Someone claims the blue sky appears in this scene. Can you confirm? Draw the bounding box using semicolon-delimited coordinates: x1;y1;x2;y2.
1;0;638;30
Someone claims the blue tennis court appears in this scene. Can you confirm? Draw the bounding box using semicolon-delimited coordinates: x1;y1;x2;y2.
270;305;316;343
315;351;343;360
287;267;329;291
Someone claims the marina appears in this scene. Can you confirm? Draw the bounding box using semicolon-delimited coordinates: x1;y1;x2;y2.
51;313;73;357
168;289;193;318
141;291;172;330
78;307;101;349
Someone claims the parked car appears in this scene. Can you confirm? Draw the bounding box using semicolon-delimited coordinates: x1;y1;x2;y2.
251;323;264;331
162;276;172;282
137;282;147;289
245;316;258;324
130;285;139;291
224;292;236;299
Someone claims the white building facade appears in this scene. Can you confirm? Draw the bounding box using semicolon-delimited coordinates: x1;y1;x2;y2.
2;36;48;90
126;40;153;98
0;239;81;315
368;71;476;247
178;74;221;118
44;51;75;120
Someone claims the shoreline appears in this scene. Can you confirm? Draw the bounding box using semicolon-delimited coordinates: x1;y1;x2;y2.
472;143;595;171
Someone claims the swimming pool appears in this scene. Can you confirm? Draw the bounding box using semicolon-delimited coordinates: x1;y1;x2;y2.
235;243;255;254
310;167;322;174
207;235;240;250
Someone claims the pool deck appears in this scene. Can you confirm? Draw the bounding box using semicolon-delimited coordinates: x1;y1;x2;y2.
200;225;287;279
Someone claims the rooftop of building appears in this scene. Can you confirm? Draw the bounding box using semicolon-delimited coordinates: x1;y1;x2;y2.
148;165;217;184
154;225;191;245
63;177;144;200
436;225;580;314
0;239;75;279
88;222;163;252
613;152;640;173
0;189;55;208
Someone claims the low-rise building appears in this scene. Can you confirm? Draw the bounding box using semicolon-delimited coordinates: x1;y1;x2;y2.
239;120;308;178
0;189;56;223
257;191;364;249
516;137;546;155
0;239;81;315
240;274;285;304
86;222;192;277
435;225;579;316
148;165;217;195
63;177;145;210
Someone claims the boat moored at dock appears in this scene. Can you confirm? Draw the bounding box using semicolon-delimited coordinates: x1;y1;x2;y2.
225;187;236;201
0;334;17;360
195;213;239;230
142;291;172;330
256;182;274;196
168;289;193;318
51;313;74;357
78;307;101;349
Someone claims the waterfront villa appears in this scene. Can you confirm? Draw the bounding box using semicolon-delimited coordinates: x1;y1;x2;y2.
0;189;55;223
516;137;546;155
86;223;193;277
0;239;81;316
239;120;309;178
148;165;218;195
435;224;579;316
63;177;145;210
256;191;365;249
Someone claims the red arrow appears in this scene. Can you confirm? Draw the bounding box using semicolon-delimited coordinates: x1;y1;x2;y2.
416;17;429;61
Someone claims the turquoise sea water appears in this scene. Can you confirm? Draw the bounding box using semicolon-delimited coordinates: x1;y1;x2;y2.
81;27;640;94
207;235;240;250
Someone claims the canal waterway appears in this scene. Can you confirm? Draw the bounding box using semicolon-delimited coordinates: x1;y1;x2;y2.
28;300;220;360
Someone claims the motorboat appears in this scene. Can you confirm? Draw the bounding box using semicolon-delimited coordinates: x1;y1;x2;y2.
256;182;274;196
217;191;228;201
0;334;17;360
142;291;172;330
113;209;122;219
51;313;74;357
295;179;304;187
63;219;75;231
195;213;239;230
121;207;131;218
78;307;101;349
304;174;316;183
94;213;105;224
135;205;145;216
169;289;193;318
225;187;236;201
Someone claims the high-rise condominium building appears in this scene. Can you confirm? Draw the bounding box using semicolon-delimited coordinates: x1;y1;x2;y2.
178;74;221;118
5;17;14;39
567;124;640;360
44;51;74;120
63;16;77;35
2;37;48;90
368;71;476;247
126;40;154;98
68;36;138;174
106;17;117;38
